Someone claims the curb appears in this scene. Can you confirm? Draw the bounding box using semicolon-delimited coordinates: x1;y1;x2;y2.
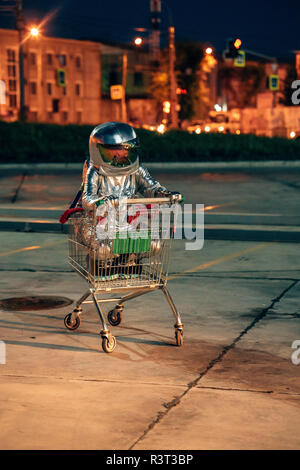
0;220;299;243
1;160;300;171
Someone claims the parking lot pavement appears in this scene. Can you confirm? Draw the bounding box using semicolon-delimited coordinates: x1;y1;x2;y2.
0;232;299;449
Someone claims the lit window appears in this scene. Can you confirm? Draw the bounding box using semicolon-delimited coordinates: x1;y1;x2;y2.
58;54;67;66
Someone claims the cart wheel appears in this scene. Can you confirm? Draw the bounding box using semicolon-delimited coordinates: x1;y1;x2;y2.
102;335;117;353
107;308;122;326
64;312;81;331
175;329;183;347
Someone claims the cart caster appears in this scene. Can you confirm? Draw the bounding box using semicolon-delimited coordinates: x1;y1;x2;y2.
175;329;183;347
107;306;123;326
64;312;81;331
102;334;117;353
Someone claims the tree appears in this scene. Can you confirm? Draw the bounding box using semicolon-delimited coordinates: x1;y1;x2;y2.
148;41;210;124
218;64;265;108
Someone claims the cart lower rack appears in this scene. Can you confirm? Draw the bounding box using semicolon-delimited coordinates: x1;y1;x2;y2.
64;198;183;353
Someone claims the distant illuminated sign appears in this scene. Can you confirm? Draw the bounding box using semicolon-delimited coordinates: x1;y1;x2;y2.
110;85;123;100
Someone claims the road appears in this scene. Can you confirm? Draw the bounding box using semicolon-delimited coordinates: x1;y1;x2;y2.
0;167;299;450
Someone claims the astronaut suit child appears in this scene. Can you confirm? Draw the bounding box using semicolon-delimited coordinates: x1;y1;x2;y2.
78;121;182;271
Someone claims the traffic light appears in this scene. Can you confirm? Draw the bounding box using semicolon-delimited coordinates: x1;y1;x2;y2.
57;69;66;87
234;50;246;67
224;38;242;59
269;75;279;91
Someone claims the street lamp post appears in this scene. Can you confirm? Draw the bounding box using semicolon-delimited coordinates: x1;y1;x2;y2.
168;25;178;128
15;0;26;121
121;52;128;122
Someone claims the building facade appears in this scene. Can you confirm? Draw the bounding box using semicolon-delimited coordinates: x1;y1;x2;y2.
0;28;102;124
0;28;157;126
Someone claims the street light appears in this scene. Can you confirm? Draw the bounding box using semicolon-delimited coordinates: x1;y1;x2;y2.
205;47;213;55
134;37;143;46
29;26;40;37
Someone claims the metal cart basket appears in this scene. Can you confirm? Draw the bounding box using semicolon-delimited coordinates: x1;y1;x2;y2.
64;197;183;353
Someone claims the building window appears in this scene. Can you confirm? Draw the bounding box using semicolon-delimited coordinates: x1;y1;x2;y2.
47;83;52;95
8;94;17;108
52;98;59;113
109;66;120;86
134;72;144;87
7;64;16;77
29;52;36;66
7;49;16;62
9;79;17;92
30;82;37;95
75;56;81;68
76;111;82;123
58;54;67;66
46;53;53;65
75;83;81;96
62;86;67;95
47;111;53;121
62;111;68;122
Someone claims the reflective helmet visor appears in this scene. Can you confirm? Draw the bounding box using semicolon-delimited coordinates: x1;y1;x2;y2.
97;139;139;168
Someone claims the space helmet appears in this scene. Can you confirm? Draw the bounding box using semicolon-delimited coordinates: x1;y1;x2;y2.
89;122;140;176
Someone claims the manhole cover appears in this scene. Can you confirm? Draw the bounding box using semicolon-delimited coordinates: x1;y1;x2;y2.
0;296;73;311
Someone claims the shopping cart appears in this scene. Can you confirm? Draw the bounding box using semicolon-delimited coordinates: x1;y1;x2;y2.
63;197;183;353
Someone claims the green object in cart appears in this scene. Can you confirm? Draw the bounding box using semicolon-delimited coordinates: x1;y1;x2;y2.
113;231;151;255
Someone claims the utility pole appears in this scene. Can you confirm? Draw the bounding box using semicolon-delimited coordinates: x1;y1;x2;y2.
150;0;161;66
121;52;127;122
14;0;26;121
168;24;178;128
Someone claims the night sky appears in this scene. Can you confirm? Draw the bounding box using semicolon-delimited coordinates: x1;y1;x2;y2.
1;0;299;62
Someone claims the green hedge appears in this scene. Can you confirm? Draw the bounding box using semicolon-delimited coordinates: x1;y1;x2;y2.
0;121;300;163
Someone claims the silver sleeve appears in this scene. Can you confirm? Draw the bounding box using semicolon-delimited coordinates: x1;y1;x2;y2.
136;166;170;197
82;165;101;210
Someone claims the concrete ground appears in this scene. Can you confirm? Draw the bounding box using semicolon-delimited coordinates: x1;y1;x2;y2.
0;234;299;450
0;167;299;450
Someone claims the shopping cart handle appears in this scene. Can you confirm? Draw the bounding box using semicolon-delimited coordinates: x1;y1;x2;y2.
95;197;182;206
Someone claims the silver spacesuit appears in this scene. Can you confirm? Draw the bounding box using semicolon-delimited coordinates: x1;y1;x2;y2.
79;122;181;260
82;121;180;210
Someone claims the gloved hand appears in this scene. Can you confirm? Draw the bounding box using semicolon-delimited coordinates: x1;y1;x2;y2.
169;191;184;203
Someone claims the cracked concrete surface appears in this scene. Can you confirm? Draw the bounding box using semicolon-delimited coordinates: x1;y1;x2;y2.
0;231;299;449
